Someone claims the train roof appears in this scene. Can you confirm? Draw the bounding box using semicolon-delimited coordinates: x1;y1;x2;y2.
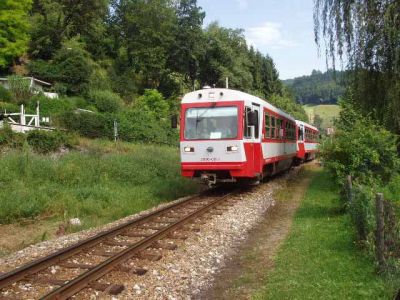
295;119;319;131
182;88;296;121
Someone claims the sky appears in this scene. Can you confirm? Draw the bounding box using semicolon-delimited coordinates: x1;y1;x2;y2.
197;0;327;80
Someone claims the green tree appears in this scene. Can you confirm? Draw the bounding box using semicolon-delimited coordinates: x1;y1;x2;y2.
134;89;169;120
88;90;123;113
52;38;94;95
0;0;32;68
314;114;323;131
168;0;205;87
30;0;109;59
199;22;253;91
111;0;176;91
314;0;400;133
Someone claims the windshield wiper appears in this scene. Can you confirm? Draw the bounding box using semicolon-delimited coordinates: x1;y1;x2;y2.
196;102;217;123
195;102;217;135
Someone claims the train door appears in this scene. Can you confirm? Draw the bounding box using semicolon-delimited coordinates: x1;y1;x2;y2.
244;104;261;177
298;124;305;159
249;103;262;176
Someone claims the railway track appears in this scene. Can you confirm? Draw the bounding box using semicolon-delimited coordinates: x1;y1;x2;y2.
0;189;237;299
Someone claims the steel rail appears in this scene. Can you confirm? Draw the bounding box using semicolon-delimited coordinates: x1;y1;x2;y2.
41;193;231;299
0;191;217;290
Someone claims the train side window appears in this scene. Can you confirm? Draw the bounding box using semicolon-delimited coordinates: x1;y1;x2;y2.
285;122;288;139
289;123;293;140
298;127;303;141
292;124;295;140
277;119;281;138
265;114;270;138
244;106;252;138
254;110;259;139
271;116;276;138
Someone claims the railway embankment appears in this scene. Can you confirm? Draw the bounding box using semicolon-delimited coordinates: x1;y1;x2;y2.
0;162;302;298
0;139;201;258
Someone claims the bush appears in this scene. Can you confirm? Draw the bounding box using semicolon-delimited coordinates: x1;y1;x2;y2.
117;107;178;145
28;95;76;118
0;126;25;150
60;111;112;139
52;38;94;95
134;89;169;120
0;85;12;102
320;102;399;186
28;59;59;84
0;101;19;113
88;90;123;113
26;130;69;153
7;75;32;105
322;99;400;274
349;183;376;241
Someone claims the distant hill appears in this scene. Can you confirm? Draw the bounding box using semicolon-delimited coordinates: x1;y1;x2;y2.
283;70;346;105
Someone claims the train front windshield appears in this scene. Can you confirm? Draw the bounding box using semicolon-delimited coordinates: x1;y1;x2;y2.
184;106;238;140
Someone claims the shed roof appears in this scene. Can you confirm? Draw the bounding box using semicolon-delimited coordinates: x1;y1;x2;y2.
0;77;51;86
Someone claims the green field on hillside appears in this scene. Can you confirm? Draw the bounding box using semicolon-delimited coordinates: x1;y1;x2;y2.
303;104;341;129
0;139;201;228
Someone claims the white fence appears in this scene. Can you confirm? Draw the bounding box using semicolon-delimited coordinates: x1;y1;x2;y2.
1;103;54;133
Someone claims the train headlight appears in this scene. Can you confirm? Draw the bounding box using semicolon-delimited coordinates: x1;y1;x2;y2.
227;145;239;152
184;146;195;153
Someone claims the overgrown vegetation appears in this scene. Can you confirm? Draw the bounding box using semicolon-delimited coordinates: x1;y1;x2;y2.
320;100;400;274
0;126;73;154
256;168;399;299
26;130;71;153
0;139;201;227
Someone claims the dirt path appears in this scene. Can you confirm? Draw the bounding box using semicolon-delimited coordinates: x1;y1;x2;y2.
198;165;316;299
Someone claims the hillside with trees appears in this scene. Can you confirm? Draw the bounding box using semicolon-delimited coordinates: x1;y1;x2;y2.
283;70;345;105
0;0;307;144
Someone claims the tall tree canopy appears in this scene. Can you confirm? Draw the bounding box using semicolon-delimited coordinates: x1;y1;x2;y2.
314;0;400;132
30;0;109;59
168;0;205;86
0;0;306;123
110;0;177;93
0;0;32;68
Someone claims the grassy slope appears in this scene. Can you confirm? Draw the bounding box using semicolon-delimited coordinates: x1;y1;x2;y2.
0;139;201;229
255;167;398;299
303;104;340;128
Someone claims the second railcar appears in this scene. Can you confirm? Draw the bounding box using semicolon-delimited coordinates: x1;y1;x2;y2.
295;120;319;162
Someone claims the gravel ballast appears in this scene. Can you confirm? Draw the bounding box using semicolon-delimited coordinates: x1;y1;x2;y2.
0;168;301;299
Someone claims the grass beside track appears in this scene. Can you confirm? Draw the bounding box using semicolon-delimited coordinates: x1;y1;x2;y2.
255;167;398;299
0;139;201;229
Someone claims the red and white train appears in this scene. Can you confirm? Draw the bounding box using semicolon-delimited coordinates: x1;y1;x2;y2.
295;120;319;162
179;88;319;185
